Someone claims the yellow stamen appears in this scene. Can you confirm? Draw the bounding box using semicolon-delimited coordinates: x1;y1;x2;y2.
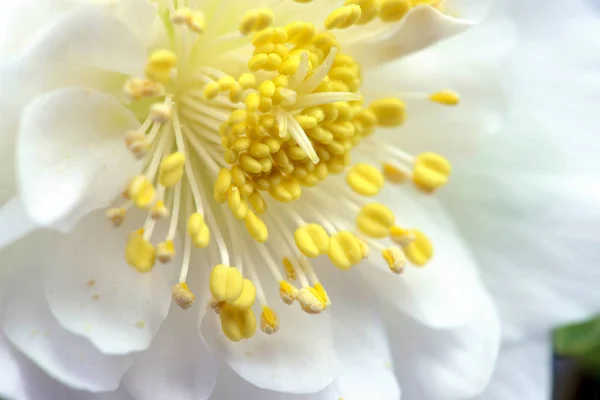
328;231;363;270
230;279;257;310
356;203;396;238
403;229;433;266
151;200;169;219
128;176;155;209
297;287;326;314
125;229;156;272
239;8;274;35
412;152;451;193
187;213;210;248
209;264;244;303
158;152;186;188
325;5;362;30
382;162;409;184
346;163;385;196
220;304;257;342
430;90;460;106
294;223;330;258
106;207;126;227
389;225;415;246
382;247;406;274
156;240;175;263
379;0;410;22
244;210;268;242
145;49;177;83
345;0;380;24
172;283;195;309
260;306;280;334
283;257;297;281
279;280;299;304
369;98;406;127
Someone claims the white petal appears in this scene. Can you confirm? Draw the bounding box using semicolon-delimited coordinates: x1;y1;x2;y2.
123;307;218;400
359;187;491;328
99;0;159;48
0;196;36;249
361;11;516;161
321;267;401;400
201;279;337;394
23;4;146;76
43;210;178;355
347;6;474;68
2;263;135;392
17;88;140;230
385;291;500;399
472;337;551;400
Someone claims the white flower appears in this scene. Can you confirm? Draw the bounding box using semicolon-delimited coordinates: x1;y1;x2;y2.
0;0;513;399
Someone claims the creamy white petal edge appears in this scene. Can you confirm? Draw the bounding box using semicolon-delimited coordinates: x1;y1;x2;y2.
43;211;177;355
440;0;600;341
470;336;551;400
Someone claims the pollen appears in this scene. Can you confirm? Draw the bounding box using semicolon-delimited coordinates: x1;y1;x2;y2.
108;0;459;341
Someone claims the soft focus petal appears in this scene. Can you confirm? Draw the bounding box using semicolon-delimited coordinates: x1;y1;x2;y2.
317;267;400;400
471;336;551;400
2;261;135;392
0;196;36;249
362;11;515;162
123;307;218;400
387;291;500;400
348;6;474;68
359;186;492;329
43;210;177;355
201;279;337;394
17;88;140;230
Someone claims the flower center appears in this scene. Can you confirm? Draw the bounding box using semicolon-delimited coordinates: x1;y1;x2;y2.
108;0;459;342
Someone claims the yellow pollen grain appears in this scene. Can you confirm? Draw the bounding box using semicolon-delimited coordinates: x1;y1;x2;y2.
328;231;363;270
382;162;409;184
260;306;280;334
230;279;257;310
156;240;175;263
239;8;274;35
369;98;406;127
125;229;156;272
430;90;460;106
128;175;155;209
379;0;410;22
187;213;210;248
172;282;195;309
357;203;396;238
412;152;451;193
402;229;433;266
325;5;362;30
282;257;297;281
347;163;385;196
220;304;257;342
145;49;177;83
294;224;330;258
279;280;299;305
210;264;245;303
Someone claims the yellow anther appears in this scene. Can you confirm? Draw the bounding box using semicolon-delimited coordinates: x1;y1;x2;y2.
220;304;257;342
188;11;206;33
260;306;280;334
412;152;451;193
239;154;262;174
156;240;175;263
389;225;415;246
227;186;249;220
382;247;406;274
244;210;268;242
151;200;169;219
230;279;256;310
345;0;380;24
248;53;270;71
258;80;276;98
214;168;232;203
379;0;410;22
279;280;299;304
128;175;155;208
149;102;172;123
218;76;237;91
238;73;256;89
187;213;210;248
172;283;195;310
357;237;370;259
328;231;363;270
203;82;220;100
145;49;177;83
106;207;126;227
124;130;150;159
247;142;270;159
283;257;297;281
357;203;396;238
430;90;460;106
403;229;433;266
325;5;362;30
239;8;274;35
245;92;260;111
123;78;164;100
294;224;330;258
210;264;244;303
382;162;409;184
285;22;317;45
313;283;331;307
125;229;156;272
269;178;301;202
171;8;192;24
346;163;385;196
248;191;267;214
158;152;185;188
297;287;326;314
369;98;406;127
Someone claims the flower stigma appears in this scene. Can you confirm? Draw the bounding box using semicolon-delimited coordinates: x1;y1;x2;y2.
107;0;458;342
